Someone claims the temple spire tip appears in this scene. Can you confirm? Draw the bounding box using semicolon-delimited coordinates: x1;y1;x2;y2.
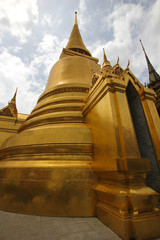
140;39;160;84
139;39;146;54
103;48;107;63
12;88;18;102
74;11;78;24
102;48;111;69
64;11;91;56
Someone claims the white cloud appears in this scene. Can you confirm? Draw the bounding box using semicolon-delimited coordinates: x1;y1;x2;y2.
79;0;87;12
13;46;23;53
150;0;160;36
0;0;159;114
31;35;68;78
107;3;143;43
0;48;40;113
78;0;90;31
91;3;142;66
0;0;38;43
141;0;160;72
37;34;59;54
90;0;160;85
41;14;52;26
0;32;68;114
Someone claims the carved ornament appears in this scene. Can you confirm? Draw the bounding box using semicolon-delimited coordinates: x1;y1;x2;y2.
39;87;89;102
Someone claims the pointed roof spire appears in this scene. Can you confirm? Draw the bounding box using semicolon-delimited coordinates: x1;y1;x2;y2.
140;39;160;83
65;12;91;56
117;57;119;65
9;89;18;116
103;48;108;63
126;60;130;69
102;48;111;68
11;88;18;102
9;88;18;107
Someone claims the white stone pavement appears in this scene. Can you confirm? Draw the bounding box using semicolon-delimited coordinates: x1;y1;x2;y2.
0;210;160;240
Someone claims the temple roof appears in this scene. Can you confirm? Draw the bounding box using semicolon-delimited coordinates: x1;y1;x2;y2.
140;39;160;83
65;12;91;56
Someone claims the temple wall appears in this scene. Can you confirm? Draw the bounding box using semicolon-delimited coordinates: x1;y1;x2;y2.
83;77;141;170
82;75;160;239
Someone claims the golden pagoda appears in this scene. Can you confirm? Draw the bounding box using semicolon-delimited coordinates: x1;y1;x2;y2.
0;12;160;240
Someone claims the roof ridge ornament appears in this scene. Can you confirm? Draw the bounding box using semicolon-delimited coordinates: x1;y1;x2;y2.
127;60;130;69
102;48;112;69
11;88;18;102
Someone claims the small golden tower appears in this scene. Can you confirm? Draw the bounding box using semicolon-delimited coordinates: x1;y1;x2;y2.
0;89;18;118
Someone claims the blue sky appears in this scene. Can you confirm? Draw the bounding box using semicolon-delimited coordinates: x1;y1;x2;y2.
0;0;160;113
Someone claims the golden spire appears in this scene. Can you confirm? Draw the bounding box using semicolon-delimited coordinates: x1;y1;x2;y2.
74;11;78;24
140;39;160;83
65;12;91;56
9;89;18;117
102;48;111;68
11;88;18;102
103;48;107;63
117;57;119;64
127;60;130;69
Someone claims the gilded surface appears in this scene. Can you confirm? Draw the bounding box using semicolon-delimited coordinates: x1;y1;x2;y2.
0;90;18;118
0;13;99;218
83;61;160;239
0;12;160;240
45;56;100;91
0;161;97;216
65;12;91;56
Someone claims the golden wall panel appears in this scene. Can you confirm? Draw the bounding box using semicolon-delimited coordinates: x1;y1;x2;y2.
0;161;97;216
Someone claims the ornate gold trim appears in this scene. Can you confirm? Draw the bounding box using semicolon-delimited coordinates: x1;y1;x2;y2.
38;87;89;103
0;143;93;159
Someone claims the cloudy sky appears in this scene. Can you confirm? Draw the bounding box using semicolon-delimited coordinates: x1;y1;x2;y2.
0;0;160;114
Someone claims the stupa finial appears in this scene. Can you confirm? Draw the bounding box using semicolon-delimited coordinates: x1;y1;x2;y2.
74;11;78;24
65;12;91;56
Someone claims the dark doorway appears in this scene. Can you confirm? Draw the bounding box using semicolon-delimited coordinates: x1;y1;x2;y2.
126;81;160;193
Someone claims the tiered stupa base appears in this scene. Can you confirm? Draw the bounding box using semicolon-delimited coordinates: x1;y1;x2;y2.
0;82;98;216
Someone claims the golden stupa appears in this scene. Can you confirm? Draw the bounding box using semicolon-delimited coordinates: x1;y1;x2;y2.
0;12;160;240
